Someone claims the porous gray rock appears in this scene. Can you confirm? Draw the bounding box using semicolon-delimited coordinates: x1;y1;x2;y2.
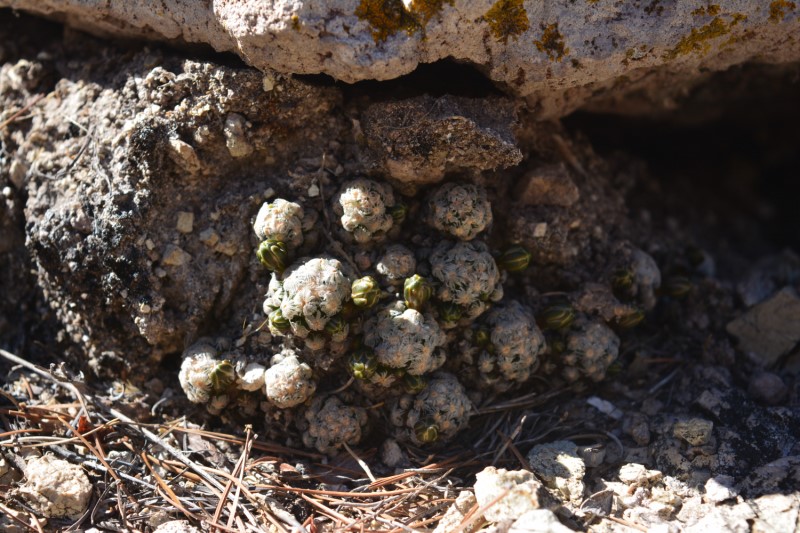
527;440;586;504
3;1;800;118
473;467;557;523
361;95;522;191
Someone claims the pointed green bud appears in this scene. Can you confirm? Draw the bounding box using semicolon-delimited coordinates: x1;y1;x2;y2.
348;348;378;381
256;239;288;273
351;276;381;308
541;303;575;330
207;360;235;395
473;327;491;348
438;301;463;323
498;245;531;272
414;420;439;443
611;268;635;297
389;202;408;225
268;308;291;334
662;276;692;299
324;314;349;337
616;308;645;329
404;274;432;310
403;373;427;394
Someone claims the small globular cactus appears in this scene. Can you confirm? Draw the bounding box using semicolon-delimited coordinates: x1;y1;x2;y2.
476;301;546;390
426;182;493;241
333;178;396;244
263;257;352;343
264;350;316;408
561;318;621;383
179;340;235;404
611;247;661;310
363;303;447;376
376;244;417;284
302;395;368;454
430;241;503;319
253;198;305;248
389;373;472;446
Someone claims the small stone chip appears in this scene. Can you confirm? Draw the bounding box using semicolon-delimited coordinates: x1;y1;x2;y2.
176;211;194;233
704;475;738;504
162;244;192;266
673;417;714;446
199;228;220;247
19;455;92;519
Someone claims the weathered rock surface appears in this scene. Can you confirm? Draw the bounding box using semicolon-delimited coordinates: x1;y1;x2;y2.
2;1;799;118
726;286;800;365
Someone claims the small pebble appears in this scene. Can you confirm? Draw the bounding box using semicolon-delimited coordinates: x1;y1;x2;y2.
704;475;738;504
748;371;787;405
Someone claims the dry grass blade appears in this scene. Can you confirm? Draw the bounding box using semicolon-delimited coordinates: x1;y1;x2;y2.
141;451;199;521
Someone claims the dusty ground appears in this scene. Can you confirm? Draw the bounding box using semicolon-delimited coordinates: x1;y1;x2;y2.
1;10;799;533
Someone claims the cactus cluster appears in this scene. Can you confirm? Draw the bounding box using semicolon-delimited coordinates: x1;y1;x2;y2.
179;176;661;454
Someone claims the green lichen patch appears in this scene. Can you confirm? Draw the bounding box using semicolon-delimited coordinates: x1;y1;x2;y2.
665;14;747;59
534;23;569;62
356;0;421;43
483;0;530;44
769;0;797;23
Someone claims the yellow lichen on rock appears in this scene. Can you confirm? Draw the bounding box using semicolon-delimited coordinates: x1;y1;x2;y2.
769;0;796;23
534;23;570;61
666;14;747;59
483;0;530;44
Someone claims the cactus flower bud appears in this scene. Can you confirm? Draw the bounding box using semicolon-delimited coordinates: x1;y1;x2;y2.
404;274;432;310
351;276;381;308
256;239;288;273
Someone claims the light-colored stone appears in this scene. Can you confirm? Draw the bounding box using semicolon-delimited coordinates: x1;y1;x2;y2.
18;455;92;519
474;467;555;523
704;475;738;504
515;163;579;207
528;440;585;504
162;244;192;266
4;1;799;119
433;491;479;533
167;138;201;172
726;287;800;365
176;211;195;234
508;509;573;533
153;520;202;533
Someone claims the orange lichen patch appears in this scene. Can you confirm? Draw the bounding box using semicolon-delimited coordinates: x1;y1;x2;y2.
665;14;747;59
769;0;797;23
483;0;530;44
356;0;421;43
534;23;570;61
409;0;454;25
691;4;721;17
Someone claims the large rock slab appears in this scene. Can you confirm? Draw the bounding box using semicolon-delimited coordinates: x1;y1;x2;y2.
2;1;799;117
